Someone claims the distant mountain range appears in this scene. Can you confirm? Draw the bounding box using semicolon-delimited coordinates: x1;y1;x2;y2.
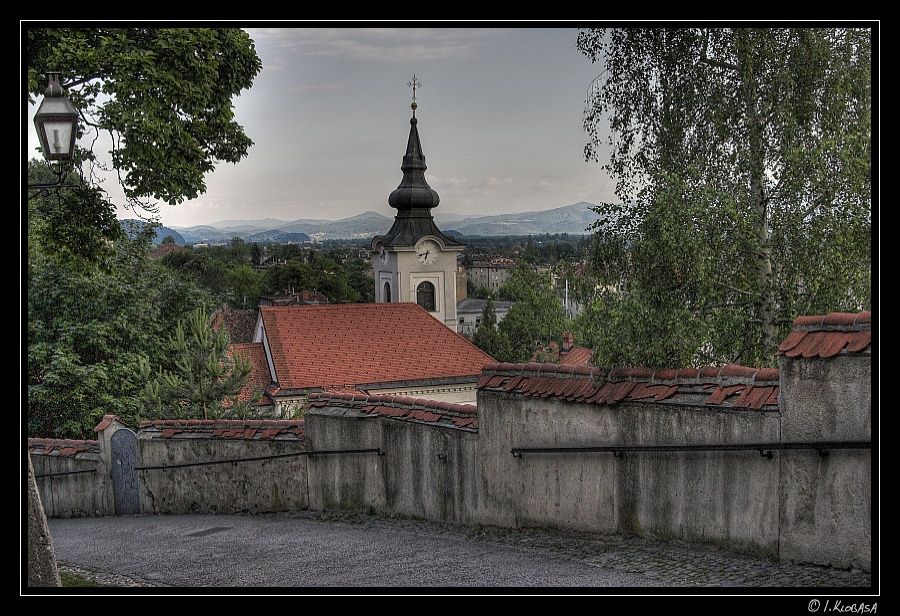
155;202;600;245
120;220;186;246
445;202;600;237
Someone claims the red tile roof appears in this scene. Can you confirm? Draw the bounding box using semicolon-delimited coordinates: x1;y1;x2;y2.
477;362;780;410
94;414;124;432
28;438;100;458
228;343;274;406
212;307;258;344
308;392;479;431
560;347;593;366
139;419;304;440
779;311;871;358
260;303;495;390
148;243;186;259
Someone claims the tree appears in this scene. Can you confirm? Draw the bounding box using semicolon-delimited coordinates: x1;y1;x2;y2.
250;242;262;267
144;307;251;420
466;279;494;300
472;297;505;359
496;267;570;362
578;28;871;367
161;235;176;245
226;265;263;308
27;28;262;260
228;237;251;264
27;160;122;266
28;231;210;438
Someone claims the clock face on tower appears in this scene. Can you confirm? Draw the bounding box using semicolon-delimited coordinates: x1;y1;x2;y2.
416;240;440;265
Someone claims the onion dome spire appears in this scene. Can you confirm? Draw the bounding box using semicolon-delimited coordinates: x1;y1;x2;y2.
388;75;440;209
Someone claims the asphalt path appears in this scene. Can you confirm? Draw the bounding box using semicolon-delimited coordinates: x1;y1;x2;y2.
49;512;665;588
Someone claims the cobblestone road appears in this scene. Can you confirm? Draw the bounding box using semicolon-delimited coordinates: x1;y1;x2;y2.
49;511;871;588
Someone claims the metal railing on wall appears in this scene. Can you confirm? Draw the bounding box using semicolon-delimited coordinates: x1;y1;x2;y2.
135;448;384;472
511;441;872;459
33;468;99;479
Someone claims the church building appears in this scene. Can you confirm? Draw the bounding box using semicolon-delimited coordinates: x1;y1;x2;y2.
372;88;463;330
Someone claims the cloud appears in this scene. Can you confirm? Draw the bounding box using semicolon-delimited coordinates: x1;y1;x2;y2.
427;175;515;191
428;174;469;189
484;176;514;188
247;28;501;62
532;180;557;192
288;82;347;93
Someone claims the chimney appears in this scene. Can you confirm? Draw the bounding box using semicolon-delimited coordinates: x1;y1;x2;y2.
562;331;574;353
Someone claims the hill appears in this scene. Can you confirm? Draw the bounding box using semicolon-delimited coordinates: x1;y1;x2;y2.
119;220;186;245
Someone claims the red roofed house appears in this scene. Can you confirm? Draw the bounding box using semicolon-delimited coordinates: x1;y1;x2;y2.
243;302;495;416
227;342;276;413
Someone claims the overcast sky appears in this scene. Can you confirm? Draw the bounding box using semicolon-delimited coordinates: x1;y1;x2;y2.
28;27;614;228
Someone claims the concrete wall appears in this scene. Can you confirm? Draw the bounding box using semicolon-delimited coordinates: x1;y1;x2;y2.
303;348;870;571
305;395;781;554
778;354;871;569
137;436;308;515
477;393;782;553
306;409;484;525
30;451;111;518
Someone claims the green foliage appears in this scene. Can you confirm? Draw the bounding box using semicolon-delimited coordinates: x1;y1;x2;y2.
263;260;316;296
467;280;495;300
227;265;263;308
260;252;369;303
28;161;122;266
60;571;98;587
496;268;570;362
28;27;262;209
578;28;871;367
143;307;252;421
28;232;211;438
472;297;505;359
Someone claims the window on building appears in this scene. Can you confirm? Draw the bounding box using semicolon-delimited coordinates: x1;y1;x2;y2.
383;281;391;303
416;281;436;312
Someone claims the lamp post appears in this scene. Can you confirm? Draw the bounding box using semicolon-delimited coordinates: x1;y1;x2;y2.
29;72;79;196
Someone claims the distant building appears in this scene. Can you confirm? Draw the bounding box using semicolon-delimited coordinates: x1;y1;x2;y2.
258;290;328;307
148;242;186;259
467;258;516;292
456;267;468;301
456;298;513;338
533;331;593;366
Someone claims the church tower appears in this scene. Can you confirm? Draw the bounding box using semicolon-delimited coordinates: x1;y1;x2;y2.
372;77;463;329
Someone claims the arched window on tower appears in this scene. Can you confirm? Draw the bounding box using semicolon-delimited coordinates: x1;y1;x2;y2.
416;281;436;312
384;281;391;303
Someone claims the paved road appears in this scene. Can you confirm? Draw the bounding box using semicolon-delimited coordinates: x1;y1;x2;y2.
48;511;871;588
50;512;661;587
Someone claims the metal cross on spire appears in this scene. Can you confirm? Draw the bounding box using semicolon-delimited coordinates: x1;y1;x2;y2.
407;74;421;116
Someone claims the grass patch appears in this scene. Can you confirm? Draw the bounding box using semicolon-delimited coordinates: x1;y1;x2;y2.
60;571;98;587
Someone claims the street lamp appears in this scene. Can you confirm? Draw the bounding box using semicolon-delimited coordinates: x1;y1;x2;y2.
29;72;79;195
33;72;78;161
